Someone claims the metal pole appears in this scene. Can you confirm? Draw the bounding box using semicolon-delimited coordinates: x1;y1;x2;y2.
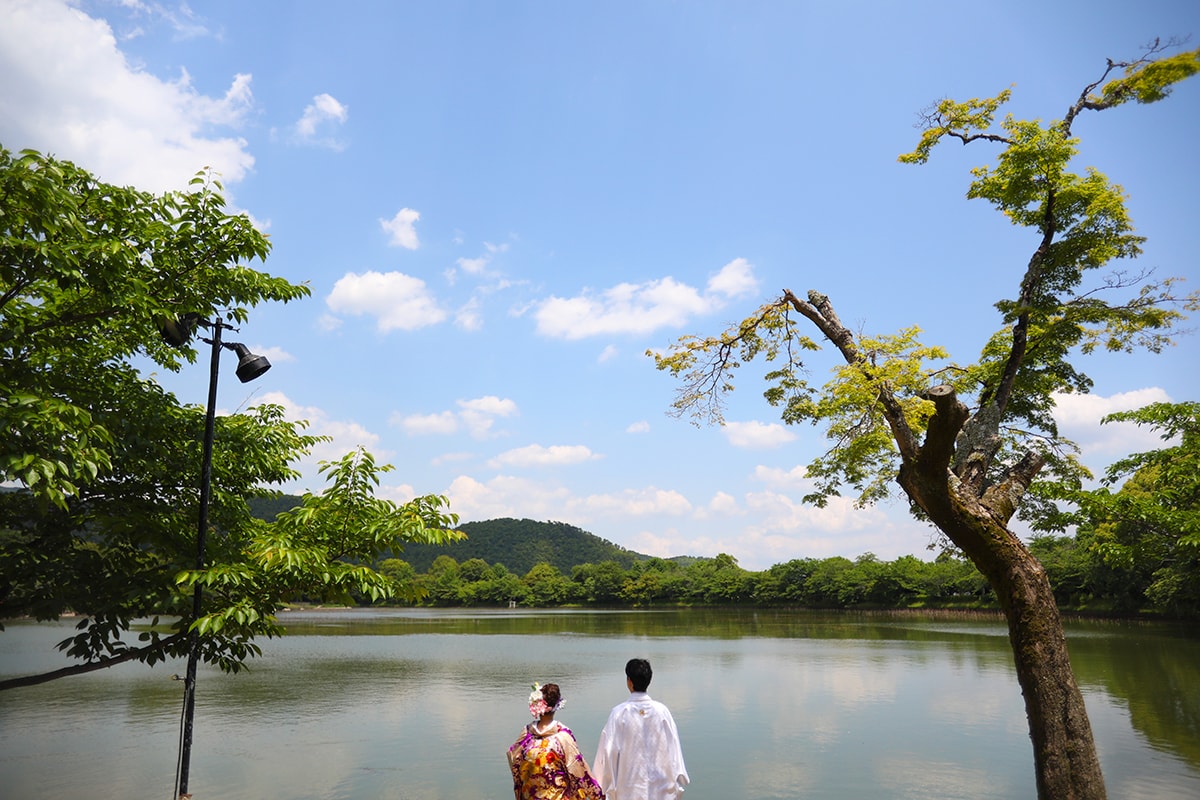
178;321;223;800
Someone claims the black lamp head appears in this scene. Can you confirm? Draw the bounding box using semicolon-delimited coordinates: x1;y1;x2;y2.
230;343;271;383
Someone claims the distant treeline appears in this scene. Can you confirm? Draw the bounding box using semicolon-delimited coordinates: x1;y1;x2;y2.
380;550;996;609
246;506;1194;617
376;534;1191;617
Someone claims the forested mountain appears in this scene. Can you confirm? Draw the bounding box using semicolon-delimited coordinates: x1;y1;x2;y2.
396;517;647;574
248;497;649;575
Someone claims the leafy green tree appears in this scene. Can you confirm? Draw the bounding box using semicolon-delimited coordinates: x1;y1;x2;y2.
682;553;753;604
1028;535;1094;607
651;43;1199;799
620;558;683;605
0;150;459;689
378;558;420;603
875;554;926;606
425;555;463;606
923;551;992;604
479;569;529;606
180;449;458;648
459;558;496;584
522;562;571;606
1063;402;1200;615
753;558;820;605
572;560;629;604
801;557;854;607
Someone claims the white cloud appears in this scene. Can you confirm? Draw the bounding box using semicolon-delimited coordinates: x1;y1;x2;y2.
431;451;475;467
1051;388;1173;462
534;277;707;339
753;464;809;489
706;257;759;299
457;256;489;274
316;313;344;332
0;0;255;193
381;208;421;250
458;396;519;438
293;93;348;149
582;487;693;517
325;270;446;331
249;345;295;364
531;258;759;340
598;345;619;363
376;482;419;505
744;490;875;533
455;298;483;331
626;420;651;434
445;474;693;534
489;444;600;469
707;491;739;514
445;474;572;521
394;396;519;440
396;411;459;436
723;420;798;449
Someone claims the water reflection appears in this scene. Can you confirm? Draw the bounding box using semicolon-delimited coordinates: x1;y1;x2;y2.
1;609;1197;800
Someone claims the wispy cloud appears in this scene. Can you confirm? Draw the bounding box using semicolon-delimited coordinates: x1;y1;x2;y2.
722;420;798;449
293;93;348;150
489;444;600;469
394;396;520;440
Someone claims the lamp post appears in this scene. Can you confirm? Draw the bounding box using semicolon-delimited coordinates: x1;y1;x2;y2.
164;316;270;800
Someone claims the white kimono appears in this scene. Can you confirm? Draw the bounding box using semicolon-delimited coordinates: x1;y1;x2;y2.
593;692;689;799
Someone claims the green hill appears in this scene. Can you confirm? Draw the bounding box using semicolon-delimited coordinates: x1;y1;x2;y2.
398;517;648;575
248;496;650;575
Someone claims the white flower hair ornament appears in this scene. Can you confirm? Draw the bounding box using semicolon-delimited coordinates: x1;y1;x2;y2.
528;682;563;718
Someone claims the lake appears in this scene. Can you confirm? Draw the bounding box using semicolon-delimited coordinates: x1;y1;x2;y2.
1;608;1198;799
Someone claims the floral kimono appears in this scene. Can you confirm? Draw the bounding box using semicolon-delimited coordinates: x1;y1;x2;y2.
507;721;605;800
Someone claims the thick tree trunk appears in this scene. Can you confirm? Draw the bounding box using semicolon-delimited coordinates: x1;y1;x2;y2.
995;552;1107;800
901;466;1107;800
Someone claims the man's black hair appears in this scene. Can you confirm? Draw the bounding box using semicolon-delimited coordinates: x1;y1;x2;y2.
625;658;653;692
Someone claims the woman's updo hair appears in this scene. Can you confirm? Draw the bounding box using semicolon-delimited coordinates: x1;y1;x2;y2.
541;683;561;710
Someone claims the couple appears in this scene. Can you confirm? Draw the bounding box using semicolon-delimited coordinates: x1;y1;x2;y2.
506;658;689;800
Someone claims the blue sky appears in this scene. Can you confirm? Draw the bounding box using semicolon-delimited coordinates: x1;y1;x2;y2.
2;0;1198;570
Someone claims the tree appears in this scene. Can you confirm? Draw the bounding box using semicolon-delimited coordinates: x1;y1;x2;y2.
0;149;460;689
572;560;628;604
523;562;572;606
1062;402;1200;615
651;43;1200;799
425;555;463;605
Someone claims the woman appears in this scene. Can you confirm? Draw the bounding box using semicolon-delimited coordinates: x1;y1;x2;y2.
507;682;605;800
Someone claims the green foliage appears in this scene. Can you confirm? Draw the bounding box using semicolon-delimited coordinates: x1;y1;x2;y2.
389;534;1007;612
0;149;459;686
0;147;307;509
177;448;462;635
1059;402;1200;615
790;328;950;506
1093;46;1200;106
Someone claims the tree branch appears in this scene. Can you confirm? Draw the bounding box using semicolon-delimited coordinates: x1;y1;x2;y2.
0;631;185;691
981;449;1048;524
918;384;970;477
782;289;921;462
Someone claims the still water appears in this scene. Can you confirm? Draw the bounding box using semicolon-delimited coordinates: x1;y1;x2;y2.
1;608;1198;800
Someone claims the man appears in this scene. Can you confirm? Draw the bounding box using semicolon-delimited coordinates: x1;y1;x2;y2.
593;658;689;799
